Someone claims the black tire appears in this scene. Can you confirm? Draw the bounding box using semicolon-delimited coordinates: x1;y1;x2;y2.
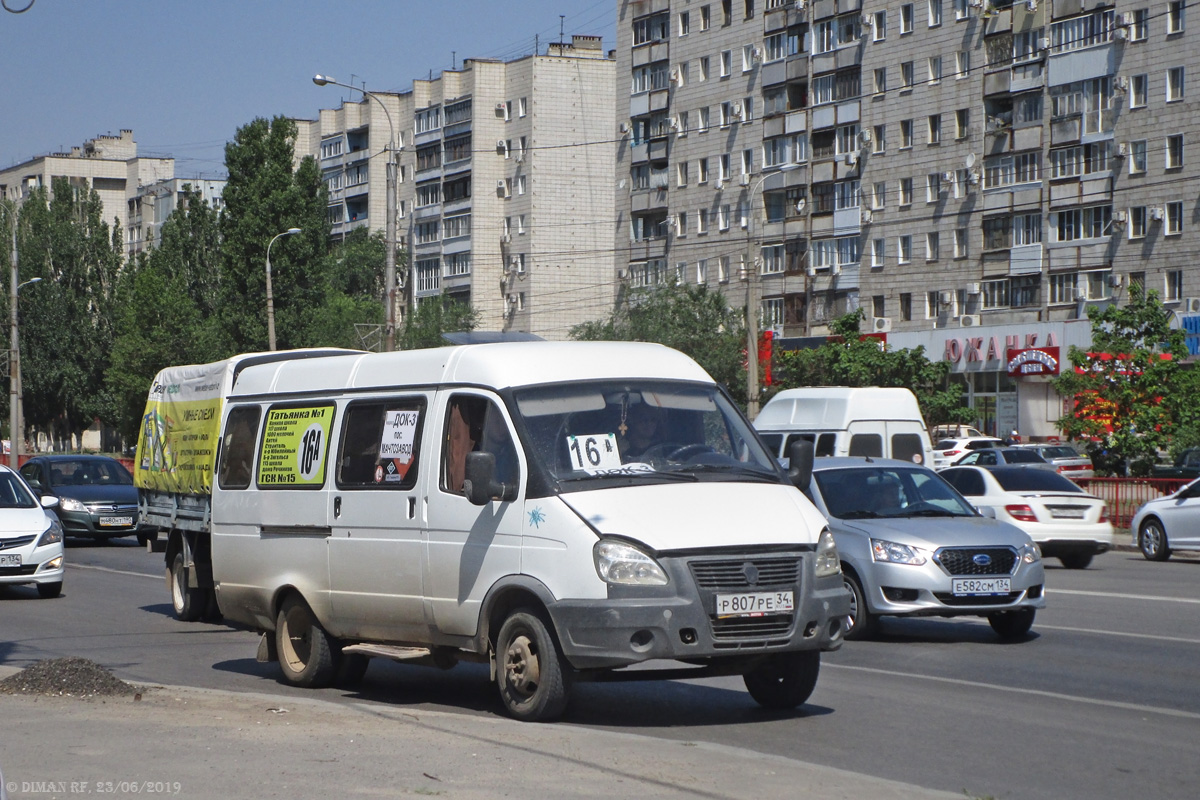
1059;552;1094;570
842;570;877;640
743;650;821;709
1139;519;1172;562
276;595;337;688
170;549;204;622
495;608;570;721
988;607;1036;640
37;581;62;599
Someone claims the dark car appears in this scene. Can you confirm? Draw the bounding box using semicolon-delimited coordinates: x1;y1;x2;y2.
19;455;154;544
952;447;1054;469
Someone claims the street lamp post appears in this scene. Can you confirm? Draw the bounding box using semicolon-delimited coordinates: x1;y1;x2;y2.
9;237;41;466
313;74;399;352
744;164;798;421
266;227;302;351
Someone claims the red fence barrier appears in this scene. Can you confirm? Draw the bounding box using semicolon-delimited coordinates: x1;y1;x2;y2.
1074;477;1190;530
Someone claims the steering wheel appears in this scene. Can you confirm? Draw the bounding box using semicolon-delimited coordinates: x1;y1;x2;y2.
666;443;715;462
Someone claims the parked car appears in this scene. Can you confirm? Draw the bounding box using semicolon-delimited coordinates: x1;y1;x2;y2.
0;463;64;598
930;424;986;440
932;437;1006;468
1011;443;1095;479
1150;447;1200;480
939;465;1113;569
1130;477;1200;561
19;455;154;545
805;457;1045;640
952;447;1054;469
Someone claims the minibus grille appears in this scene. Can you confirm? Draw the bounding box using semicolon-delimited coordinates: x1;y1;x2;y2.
688;556;801;644
690;557;801;590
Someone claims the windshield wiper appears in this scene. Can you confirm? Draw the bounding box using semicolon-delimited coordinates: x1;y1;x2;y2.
677;464;781;482
902;508;963;517
839;510;881;519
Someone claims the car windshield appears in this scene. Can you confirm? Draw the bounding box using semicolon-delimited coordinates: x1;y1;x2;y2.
0;472;39;509
992;468;1083;493
813;465;977;519
1040;446;1081;459
47;459;134;488
512;380;779;490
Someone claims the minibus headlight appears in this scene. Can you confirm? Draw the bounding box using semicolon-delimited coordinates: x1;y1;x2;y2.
594;540;668;586
36;518;64;548
814;528;841;578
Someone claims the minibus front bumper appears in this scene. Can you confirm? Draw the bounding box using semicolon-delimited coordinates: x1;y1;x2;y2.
546;550;850;670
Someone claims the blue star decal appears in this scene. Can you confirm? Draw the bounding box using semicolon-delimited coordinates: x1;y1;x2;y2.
528;507;546;529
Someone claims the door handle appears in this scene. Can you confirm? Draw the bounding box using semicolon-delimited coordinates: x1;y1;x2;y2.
334;495;342;518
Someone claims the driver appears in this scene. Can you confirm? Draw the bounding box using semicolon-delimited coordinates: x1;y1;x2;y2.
619;401;663;462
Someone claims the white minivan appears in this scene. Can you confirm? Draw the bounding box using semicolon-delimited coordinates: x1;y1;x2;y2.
754;387;934;467
202;342;848;720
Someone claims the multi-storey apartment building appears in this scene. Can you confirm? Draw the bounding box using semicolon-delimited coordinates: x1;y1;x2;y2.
614;0;1200;437
126;177;226;257
296;35;616;338
0;129;174;258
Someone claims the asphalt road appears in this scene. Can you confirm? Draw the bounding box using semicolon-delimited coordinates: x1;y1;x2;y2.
3;538;1199;800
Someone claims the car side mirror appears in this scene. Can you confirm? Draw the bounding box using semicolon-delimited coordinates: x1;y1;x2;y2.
786;439;815;491
40;495;60;510
976;505;996;518
463;452;517;506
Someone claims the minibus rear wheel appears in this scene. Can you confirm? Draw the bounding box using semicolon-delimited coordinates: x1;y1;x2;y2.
743;650;820;709
495;608;570;721
276;595;337;688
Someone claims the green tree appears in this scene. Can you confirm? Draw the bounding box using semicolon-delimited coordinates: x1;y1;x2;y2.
304;227;387;350
16;181;123;449
570;282;748;405
771;310;972;428
107;186;224;442
1053;288;1188;475
217;116;331;353
398;296;478;350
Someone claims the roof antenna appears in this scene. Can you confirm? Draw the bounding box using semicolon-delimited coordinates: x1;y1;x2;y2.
452;51;456;70
559;14;565;47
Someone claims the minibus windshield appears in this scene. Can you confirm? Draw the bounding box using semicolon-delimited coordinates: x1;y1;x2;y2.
513;380;780;489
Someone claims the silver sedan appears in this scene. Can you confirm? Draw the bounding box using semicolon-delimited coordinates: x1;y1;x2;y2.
1131;478;1200;561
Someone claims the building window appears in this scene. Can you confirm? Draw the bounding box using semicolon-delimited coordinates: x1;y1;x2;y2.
1054;206;1112;241
898;235;912;264
928;114;942;144
900;177;913;206
633;12;670;45
696;259;708;283
900;119;913;148
1130;206;1147;238
1050;10;1117;54
718;256;730;283
701;4;711;30
926;173;941;202
954;0;968;21
1014;213;1042;245
1050;272;1077;304
982;279;1010;309
928;56;942;83
872;125;886;154
1166;201;1184;234
901;4;914;34
1167;134;1184;169
698;107;710;132
1131;74;1148;108
720;50;732;77
926;231;940;261
871;181;886;209
1166;270;1184;301
955;109;969;139
677;162;689;186
873;10;887;40
697;209;709;234
1168;1;1185;34
719;204;731;230
1131;9;1148;40
762;244;786;274
901;61;914;89
699;157;710;183
1168;67;1185;102
956;50;969;79
871;238;885;267
1130;140;1147;174
679;10;690;36
928;0;942;27
719;154;730;182
676;211;688;237
954;228;968;258
874;67;887;94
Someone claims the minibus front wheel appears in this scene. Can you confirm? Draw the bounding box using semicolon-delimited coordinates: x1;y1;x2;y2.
495;608;570;722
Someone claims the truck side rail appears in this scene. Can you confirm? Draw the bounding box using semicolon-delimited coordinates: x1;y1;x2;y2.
139;490;212;534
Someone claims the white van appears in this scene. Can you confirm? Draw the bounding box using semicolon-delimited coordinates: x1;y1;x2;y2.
754;387;934;467
153;342;848;721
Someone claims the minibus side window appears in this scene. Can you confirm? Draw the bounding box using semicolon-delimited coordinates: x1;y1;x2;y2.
816;433;836;457
218;406;261;490
848;433;883;457
442;395;519;495
336;399;426;490
891;433;924;464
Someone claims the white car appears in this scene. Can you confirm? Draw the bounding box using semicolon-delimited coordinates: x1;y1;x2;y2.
932;437;1006;469
0;464;65;598
1130;477;1200;561
939;465;1113;569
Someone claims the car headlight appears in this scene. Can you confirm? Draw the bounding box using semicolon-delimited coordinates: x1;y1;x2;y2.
871;538;927;566
594;540;668;585
36;517;64;548
814;527;841;577
57;496;87;513
1020;542;1042;564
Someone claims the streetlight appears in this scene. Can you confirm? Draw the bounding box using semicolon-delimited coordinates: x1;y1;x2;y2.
266;228;302;351
744;164;798;420
9;239;40;466
313;74;399;351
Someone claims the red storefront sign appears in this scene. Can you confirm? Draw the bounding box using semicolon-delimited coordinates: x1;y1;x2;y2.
1006;346;1060;377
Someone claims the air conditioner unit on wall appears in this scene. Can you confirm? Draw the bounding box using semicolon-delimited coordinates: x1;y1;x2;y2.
1151;207;1165;221
739;173;750;186
861;209;873;224
939;290;954;305
496;140;507;152
941;171;954;183
966;282;981;295
1109;273;1124;287
1186;297;1200;313
495;102;507;116
873;317;893;332
961;314;982;327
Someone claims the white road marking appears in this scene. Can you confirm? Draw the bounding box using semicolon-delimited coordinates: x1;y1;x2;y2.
67;562;161;580
1048;588;1200;605
1034;623;1200;645
827;663;1200;721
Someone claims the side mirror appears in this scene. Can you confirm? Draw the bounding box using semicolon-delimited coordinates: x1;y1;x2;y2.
786;439;815;491
976;505;996;518
40;495;60;510
463;452;518;506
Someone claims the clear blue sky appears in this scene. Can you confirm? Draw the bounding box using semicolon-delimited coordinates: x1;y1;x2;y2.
0;0;616;177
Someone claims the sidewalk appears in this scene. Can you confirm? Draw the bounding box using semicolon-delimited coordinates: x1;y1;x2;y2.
0;670;961;800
